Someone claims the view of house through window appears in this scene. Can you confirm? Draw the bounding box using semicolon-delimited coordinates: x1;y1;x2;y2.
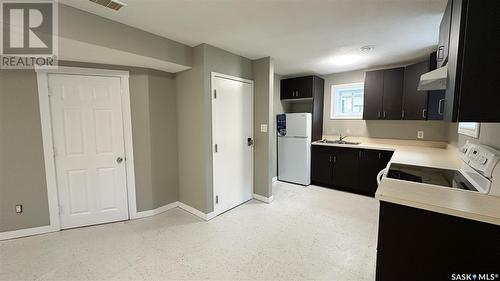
331;83;364;119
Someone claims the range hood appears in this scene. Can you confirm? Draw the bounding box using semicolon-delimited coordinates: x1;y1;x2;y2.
418;65;448;91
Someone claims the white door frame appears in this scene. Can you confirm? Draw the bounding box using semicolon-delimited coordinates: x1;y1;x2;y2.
36;66;137;232
210;72;254;216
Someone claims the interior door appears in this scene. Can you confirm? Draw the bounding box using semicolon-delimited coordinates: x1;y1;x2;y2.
212;74;253;215
49;74;129;229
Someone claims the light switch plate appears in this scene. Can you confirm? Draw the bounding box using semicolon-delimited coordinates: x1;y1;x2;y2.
260;124;268;133
417;131;424;139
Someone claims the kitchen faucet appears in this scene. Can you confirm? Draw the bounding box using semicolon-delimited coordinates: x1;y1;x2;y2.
339;132;348;142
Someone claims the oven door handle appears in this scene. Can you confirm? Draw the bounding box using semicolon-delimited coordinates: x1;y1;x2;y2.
377;168;388;186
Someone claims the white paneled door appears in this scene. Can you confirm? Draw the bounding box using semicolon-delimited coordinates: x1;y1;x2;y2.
48;74;129;229
212;73;254;215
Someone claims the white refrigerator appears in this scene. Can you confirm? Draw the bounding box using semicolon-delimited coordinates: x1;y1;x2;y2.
277;113;312;186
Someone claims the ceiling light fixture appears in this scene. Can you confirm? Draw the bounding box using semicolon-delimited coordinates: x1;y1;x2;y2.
360;45;375;52
331;54;361;66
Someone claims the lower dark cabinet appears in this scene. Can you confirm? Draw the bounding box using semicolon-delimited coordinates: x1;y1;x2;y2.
376;202;500;281
311;145;393;197
357;150;392;194
311;146;333;185
331;147;360;190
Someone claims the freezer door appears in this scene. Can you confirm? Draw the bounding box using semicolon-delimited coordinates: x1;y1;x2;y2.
284;113;311;138
278;137;311;185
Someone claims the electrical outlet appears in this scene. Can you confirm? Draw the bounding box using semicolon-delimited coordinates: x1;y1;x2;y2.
15;204;23;213
417;131;424;139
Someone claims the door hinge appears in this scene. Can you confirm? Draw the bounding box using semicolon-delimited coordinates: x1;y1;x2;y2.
213;89;217;99
214;144;218;152
47;88;54;97
53;147;57;157
215;195;219;204
58;205;62;215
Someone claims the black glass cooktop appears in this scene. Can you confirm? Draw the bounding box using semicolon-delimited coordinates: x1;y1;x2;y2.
387;163;478;192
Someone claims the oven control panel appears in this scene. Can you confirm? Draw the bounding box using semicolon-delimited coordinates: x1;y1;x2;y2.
460;141;500;178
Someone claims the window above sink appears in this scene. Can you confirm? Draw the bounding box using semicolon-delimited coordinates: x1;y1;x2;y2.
330;83;364;120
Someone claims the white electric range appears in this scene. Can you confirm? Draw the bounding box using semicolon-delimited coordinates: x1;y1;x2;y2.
385;141;500;196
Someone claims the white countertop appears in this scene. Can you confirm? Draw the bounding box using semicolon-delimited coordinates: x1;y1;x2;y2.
312;137;500;226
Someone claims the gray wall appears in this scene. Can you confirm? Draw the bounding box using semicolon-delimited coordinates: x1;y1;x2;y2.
448;123;500;150
149;70;179;209
59;4;192;68
0;70;50;232
322;69;449;141
175;45;207;213
272;74;284;179
253;57;274;198
176;44;253;213
0;63;178;232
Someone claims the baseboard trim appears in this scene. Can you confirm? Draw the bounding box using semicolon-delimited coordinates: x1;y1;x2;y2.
0;224;58;241
272;176;278;182
177;202;216;221
253;193;274;203
1;201;218;240
131;201;179;219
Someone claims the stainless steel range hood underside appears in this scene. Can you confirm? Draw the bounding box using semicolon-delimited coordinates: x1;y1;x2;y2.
418;65;448;91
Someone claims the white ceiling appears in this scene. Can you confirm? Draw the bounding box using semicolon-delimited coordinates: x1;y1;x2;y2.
60;0;446;76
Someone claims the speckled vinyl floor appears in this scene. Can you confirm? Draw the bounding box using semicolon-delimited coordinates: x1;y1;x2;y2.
0;181;379;280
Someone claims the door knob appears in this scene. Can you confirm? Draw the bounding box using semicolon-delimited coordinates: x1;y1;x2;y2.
247;138;254;146
116;157;124;164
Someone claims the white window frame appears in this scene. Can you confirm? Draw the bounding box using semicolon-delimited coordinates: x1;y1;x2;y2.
458;122;480;138
330;82;365;120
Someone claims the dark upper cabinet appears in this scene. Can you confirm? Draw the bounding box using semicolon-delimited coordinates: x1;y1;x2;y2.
363;70;384;120
363;68;403;120
281;76;324;141
437;0;452;68
403;61;429;120
382;68;404;120
442;0;500;122
280;76;314;100
427;90;445;120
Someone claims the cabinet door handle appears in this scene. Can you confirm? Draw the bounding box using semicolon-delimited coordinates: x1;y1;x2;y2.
329;155;332;162
378;111;381;119
438;99;445;115
437;46;444;60
383;111;387;119
358;151;362;158
378;152;382;160
402;110;405;120
333;156;336;163
422;109;427;119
